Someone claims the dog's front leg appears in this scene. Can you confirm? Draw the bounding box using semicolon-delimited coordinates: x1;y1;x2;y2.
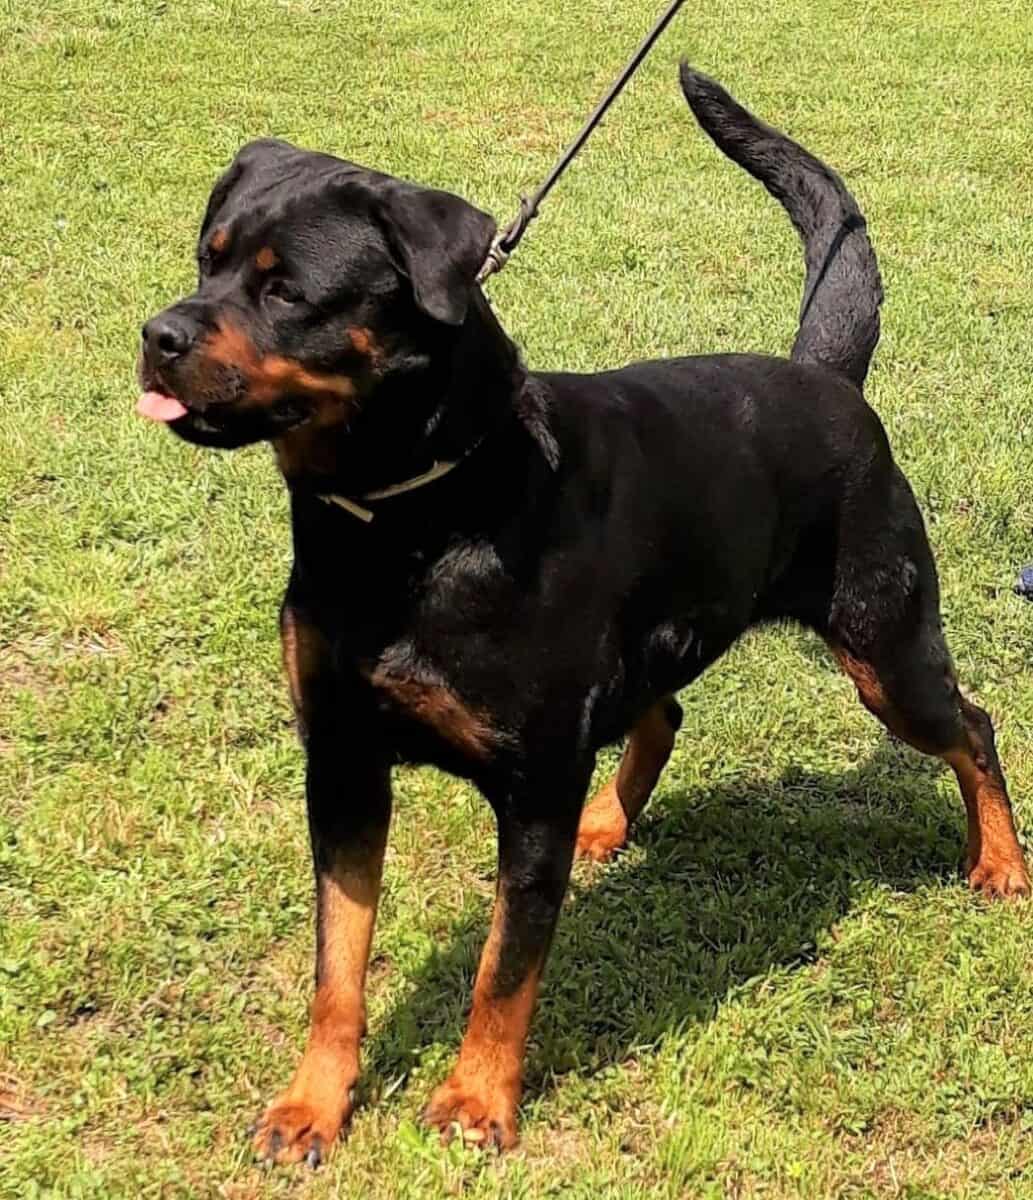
252;607;391;1167
423;772;587;1150
252;739;390;1167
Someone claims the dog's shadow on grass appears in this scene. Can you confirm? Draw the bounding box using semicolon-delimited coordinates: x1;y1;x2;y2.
365;736;962;1099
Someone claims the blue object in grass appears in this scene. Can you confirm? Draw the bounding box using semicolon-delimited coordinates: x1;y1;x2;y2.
1015;565;1033;600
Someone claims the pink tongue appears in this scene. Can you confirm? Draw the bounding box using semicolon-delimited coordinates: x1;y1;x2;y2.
137;391;188;422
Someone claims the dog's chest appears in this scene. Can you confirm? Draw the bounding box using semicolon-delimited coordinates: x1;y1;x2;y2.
362;659;500;766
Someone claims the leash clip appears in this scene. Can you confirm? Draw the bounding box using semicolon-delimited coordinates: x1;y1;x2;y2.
476;238;512;285
474;0;686;287
477;195;538;285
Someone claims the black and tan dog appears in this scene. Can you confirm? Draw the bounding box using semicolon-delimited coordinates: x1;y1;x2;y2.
138;66;1030;1164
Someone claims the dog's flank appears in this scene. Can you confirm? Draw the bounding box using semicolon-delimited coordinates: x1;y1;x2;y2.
681;65;883;389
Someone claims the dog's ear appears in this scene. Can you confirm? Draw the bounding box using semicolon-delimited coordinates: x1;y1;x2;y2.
373;182;497;326
200;140;299;238
200;161;244;238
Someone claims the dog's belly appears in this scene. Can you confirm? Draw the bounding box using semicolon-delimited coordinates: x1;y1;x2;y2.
583;607;744;749
637;614;726;693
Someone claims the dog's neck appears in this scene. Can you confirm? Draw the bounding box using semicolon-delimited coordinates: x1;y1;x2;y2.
273;289;535;500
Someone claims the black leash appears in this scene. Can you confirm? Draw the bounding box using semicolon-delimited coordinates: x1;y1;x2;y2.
477;0;688;285
323;3;687;522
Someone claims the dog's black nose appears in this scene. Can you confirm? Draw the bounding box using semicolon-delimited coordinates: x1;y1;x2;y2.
142;313;197;362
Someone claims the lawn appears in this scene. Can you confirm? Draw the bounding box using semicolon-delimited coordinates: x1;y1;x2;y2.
3;0;1033;1196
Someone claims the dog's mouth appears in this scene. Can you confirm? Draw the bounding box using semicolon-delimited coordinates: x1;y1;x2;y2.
136;389;248;443
137;389;190;423
135;322;362;451
136;359;314;448
136;360;198;428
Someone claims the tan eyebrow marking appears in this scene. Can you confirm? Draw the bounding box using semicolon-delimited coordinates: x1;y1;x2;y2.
255;246;279;271
346;327;382;364
210;226;230;254
347;327;372;355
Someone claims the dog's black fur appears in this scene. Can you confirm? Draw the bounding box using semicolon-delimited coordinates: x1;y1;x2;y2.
140;66;1029;1164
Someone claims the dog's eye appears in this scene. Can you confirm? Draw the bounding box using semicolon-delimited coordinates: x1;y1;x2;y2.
264;278;304;305
197;250;213;278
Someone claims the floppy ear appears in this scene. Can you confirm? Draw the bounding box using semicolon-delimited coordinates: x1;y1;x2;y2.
374;183;497;326
199;160;244;238
200;139;299;237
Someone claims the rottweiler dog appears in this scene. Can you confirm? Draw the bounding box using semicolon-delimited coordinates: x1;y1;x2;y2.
138;66;1030;1165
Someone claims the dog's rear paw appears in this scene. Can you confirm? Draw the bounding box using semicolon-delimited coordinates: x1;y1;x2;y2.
967;858;1031;900
575;785;629;863
575;828;626;862
251;1094;351;1167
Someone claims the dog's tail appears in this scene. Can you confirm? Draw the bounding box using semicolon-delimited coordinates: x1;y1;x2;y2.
679;64;882;390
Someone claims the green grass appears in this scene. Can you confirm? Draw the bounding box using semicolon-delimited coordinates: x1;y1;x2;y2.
3;0;1033;1196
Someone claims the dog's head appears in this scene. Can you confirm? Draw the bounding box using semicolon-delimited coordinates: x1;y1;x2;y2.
138;139;496;449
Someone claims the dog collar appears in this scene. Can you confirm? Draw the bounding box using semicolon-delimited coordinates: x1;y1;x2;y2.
319;438;484;523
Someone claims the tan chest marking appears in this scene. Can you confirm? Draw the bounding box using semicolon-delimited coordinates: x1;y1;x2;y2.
368;669;496;761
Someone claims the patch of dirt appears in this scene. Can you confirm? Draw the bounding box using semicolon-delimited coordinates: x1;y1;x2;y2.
0;629;125;701
0;640;50;696
0;1074;43;1122
846;1107;1030;1196
61;630;125;659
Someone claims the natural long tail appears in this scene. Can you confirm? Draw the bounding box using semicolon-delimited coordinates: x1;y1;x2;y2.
680;64;883;390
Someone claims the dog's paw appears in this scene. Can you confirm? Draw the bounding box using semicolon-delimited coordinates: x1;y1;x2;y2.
967;858;1032;900
574;785;628;863
250;1093;352;1168
423;1075;519;1151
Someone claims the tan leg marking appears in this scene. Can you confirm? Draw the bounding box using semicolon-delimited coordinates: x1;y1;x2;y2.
423;896;536;1150
834;646;1029;901
576;699;677;862
280;606;330;738
834;649;905;730
253;838;387;1164
945;745;1030;899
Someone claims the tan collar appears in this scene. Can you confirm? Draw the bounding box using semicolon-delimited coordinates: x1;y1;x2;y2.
319;439;483;523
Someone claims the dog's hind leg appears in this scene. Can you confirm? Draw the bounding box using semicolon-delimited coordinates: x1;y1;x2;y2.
575;697;682;862
833;637;1029;898
825;520;1027;897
